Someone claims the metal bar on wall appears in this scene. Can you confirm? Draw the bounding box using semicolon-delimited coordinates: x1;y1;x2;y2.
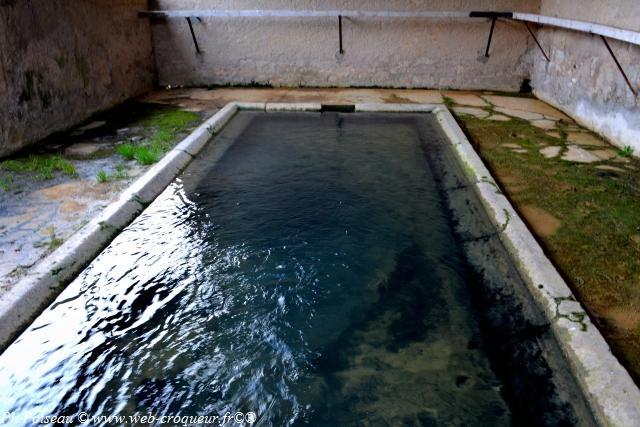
338;15;344;54
524;22;550;62
186;17;201;53
600;35;637;96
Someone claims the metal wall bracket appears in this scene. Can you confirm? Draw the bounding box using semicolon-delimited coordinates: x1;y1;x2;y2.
186;17;201;54
484;17;497;57
524;22;550;62
600;35;637;96
469;11;512;58
338;15;344;54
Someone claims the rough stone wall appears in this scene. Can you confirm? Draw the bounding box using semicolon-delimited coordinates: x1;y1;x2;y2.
531;0;640;152
0;0;155;157
150;0;539;90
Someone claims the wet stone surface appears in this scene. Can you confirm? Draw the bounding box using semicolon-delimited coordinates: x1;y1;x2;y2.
0;101;204;290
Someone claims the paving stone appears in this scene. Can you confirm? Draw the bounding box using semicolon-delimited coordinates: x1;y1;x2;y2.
503;143;521;149
596;165;625;172
486;114;511;121
443;92;488;107
482;96;571;120
591;149;618;161
561;145;600;163
540;146;562;158
494;107;544;121
452;107;489;118
546;131;562;139
531;119;557;130
566;132;607;147
612;156;631;164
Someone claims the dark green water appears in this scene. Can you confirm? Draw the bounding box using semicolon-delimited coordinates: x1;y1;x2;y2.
0;112;510;425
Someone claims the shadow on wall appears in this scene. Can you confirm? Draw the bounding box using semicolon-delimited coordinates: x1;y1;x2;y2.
0;0;155;158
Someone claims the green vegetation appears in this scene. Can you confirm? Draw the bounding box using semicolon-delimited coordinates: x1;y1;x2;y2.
0;154;77;180
115;143;136;160
48;231;64;251
0;175;13;191
618;145;635;157
96;170;110;183
96;164;128;183
457;114;640;381
36;227;64;251
441;95;455;109
115;108;199;166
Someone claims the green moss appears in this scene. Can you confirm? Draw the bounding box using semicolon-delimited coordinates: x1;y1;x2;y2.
115;108;199;166
0;154;77;180
74;49;90;88
456;114;640;381
0;175;13;191
441;96;455;109
141;109;199;131
47;228;64;251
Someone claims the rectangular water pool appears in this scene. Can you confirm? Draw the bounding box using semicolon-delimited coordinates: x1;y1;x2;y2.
0;111;594;426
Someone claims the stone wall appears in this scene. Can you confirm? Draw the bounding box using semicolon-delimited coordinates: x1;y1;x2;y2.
150;0;539;90
0;0;155;157
530;0;640;152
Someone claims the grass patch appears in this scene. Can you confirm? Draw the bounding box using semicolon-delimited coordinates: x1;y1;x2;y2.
114;164;128;179
0;154;77;180
457;114;640;381
115;143;136;160
0;175;13;191
96;164;128;183
618;145;635;157
96;170;110;183
115;108;199;166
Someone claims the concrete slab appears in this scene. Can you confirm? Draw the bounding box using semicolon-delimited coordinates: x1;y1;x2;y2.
541;146;562;158
531;119;557;130
452;107;490;118
494;107;545;121
566;132;608;147
442;92;488;107
482;95;571;121
546;131;562;139
487;114;511;121
592;149;618;161
596;165;625;172
562;145;601;163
